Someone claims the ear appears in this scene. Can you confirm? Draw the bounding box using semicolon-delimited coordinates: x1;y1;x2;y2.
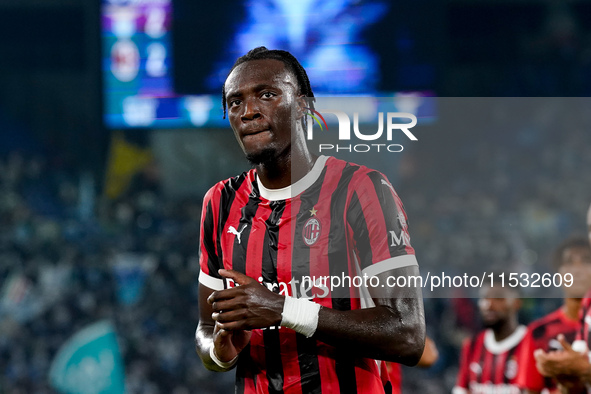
296;95;307;120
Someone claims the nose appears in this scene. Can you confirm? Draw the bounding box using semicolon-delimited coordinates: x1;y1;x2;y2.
241;98;261;122
478;298;491;310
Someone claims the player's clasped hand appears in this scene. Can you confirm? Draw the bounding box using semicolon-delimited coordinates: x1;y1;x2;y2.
534;334;590;380
208;269;286;331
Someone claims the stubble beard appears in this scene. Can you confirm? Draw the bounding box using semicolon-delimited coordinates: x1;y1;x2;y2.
483;318;504;331
246;147;278;167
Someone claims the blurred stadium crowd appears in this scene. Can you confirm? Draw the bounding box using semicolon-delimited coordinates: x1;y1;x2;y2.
0;152;231;393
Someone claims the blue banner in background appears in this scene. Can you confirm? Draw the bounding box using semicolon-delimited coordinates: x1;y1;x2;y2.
49;321;126;394
111;252;154;306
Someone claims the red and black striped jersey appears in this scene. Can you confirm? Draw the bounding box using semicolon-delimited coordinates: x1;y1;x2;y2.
516;307;581;392
453;326;527;394
573;291;591;362
381;361;402;394
198;155;417;394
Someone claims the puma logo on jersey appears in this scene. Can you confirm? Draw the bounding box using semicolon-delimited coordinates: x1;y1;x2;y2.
228;224;247;244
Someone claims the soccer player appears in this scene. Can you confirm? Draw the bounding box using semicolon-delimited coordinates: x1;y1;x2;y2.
517;238;591;394
534;203;591;393
453;278;526;394
194;47;426;393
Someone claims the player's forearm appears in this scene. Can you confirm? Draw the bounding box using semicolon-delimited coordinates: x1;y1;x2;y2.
312;301;425;365
195;322;233;372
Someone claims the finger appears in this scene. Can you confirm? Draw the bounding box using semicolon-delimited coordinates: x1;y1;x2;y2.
208;287;246;304
534;349;547;361
557;334;573;352
216;308;249;324
214;322;231;339
211;297;247;313
219;269;255;285
216;320;250;331
536;361;550;377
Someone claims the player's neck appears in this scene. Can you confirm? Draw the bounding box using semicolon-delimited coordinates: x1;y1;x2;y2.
256;147;315;190
492;318;518;342
563;298;583;321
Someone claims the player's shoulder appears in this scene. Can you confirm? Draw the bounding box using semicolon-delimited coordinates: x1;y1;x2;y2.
325;156;394;190
326;156;385;177
527;308;563;332
203;169;255;203
582;292;591;311
462;330;487;349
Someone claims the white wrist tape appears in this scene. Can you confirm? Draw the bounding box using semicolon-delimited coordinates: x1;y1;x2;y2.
210;346;238;369
280;296;321;338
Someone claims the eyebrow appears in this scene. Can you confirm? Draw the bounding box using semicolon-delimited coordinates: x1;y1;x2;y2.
225;83;281;100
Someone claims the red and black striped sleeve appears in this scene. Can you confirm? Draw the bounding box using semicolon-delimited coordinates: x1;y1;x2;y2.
198;183;225;291
347;170;417;277
574;294;591;353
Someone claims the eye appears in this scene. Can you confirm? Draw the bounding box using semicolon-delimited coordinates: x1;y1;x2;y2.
261;92;276;99
229;99;241;107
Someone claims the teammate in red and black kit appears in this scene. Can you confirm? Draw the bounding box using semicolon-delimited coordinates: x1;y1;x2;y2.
194;47;426;393
534;204;591;393
453;279;526;394
516;238;591;394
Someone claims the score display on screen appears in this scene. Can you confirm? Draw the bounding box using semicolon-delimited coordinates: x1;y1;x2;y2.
102;0;217;128
101;0;437;129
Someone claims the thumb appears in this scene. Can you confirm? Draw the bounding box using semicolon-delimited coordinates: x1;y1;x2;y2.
557;334;573;352
219;269;254;285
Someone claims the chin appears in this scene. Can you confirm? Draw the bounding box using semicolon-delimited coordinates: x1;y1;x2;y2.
483;320;502;330
246;148;278;166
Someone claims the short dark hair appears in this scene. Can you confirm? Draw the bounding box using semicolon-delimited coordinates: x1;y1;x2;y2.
551;237;591;272
222;46;315;129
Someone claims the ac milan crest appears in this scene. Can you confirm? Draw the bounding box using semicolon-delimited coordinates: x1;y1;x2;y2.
302;217;321;246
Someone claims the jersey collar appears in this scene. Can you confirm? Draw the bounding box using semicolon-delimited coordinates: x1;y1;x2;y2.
256;156;328;201
484;325;527;354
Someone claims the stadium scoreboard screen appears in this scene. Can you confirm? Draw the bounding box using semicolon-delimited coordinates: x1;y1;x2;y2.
101;0;438;129
102;0;212;128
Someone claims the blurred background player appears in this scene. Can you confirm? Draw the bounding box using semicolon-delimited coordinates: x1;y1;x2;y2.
453;277;525;394
534;203;591;393
517;237;591;394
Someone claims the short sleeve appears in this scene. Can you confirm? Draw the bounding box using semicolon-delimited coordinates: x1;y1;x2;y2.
576;295;591;343
515;328;545;391
198;186;225;291
347;171;417;277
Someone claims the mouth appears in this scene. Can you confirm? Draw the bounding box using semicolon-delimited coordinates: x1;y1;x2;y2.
243;128;270;137
481;311;497;321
